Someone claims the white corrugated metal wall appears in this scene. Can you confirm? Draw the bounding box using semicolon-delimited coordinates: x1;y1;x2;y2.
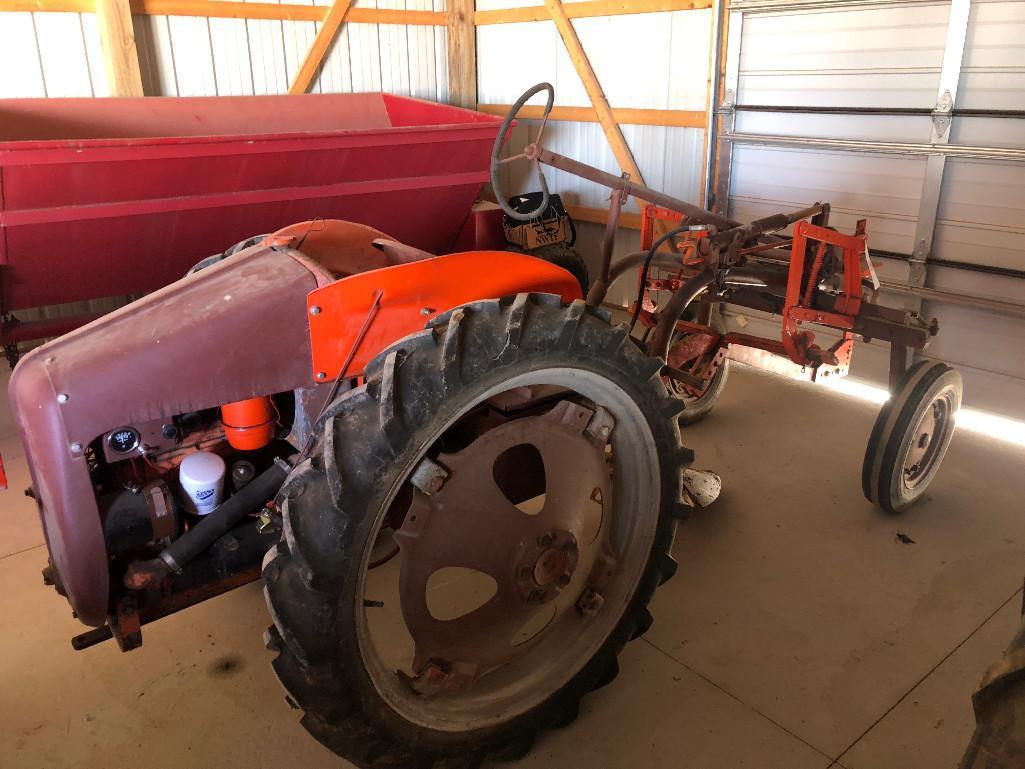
480;1;714;305
720;0;1025;419
0;1;449;100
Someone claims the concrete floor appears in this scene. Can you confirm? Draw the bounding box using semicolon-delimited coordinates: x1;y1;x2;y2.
2;363;1023;769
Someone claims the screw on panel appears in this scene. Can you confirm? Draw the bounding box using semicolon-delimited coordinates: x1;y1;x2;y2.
309;306;322;315
70;442;82;453
57;393;69;404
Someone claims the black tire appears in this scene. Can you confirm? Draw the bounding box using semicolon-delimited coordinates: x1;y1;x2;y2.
263;294;691;768
667;307;729;426
862;360;962;513
959;610;1025;769
508;243;590;296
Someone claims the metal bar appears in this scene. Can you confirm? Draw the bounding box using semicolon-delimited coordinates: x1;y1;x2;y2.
879;281;1025;320
889;343;908;391
908;0;971;287
702;0;726;208
538;148;739;229
713;9;743;217
730;0;947;11
734;105;1025;119
721;132;1025;163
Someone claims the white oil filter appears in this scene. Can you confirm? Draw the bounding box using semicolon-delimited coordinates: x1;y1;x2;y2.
179;451;226;515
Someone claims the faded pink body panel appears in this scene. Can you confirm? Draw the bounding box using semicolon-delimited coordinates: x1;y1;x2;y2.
8;247;329;626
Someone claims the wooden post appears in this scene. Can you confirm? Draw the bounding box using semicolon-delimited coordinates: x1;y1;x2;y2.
95;0;144;96
447;0;477;109
289;0;354;94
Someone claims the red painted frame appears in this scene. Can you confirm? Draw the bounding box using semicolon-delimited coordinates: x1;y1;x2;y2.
638;205;868;393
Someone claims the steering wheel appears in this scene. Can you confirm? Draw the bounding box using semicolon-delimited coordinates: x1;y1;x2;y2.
490;82;555;222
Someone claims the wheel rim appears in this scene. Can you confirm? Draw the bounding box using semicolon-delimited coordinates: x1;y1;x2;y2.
901;389;956;490
666;331;719;401
354;368;661;732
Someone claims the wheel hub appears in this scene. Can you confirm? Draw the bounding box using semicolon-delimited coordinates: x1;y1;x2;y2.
903;398;949;486
517;529;578;602
392;400;614;691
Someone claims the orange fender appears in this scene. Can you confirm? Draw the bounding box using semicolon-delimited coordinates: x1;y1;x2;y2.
307;251;582;381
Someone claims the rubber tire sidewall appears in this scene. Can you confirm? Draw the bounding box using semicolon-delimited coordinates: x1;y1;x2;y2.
863;361;962;513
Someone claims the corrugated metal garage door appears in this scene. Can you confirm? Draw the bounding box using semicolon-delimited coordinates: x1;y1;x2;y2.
714;0;1025;419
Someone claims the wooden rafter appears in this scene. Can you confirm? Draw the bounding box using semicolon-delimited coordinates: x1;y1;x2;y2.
288;0;354;94
0;0;445;24
95;0;144;96
476;0;710;25
1;0;710;23
477;104;705;128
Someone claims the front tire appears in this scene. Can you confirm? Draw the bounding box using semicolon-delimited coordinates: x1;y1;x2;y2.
862;360;962;513
263;294;691;767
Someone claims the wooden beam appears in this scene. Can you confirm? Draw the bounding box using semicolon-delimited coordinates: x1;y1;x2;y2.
288;0;353;94
566;204;642;230
542;0;651;199
476;0;710;25
476;103;706;128
0;0;445;24
95;0;144;96
447;0;477;109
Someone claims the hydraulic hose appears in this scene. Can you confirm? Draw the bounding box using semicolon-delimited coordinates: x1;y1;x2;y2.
123;456;293;589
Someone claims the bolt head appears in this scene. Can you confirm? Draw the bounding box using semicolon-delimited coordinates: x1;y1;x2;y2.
309;305;321;315
420;307;435;316
70;442;82;453
57;393;69;404
316;371;327;381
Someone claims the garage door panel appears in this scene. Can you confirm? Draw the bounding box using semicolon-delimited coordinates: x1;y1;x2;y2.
957;0;1025;111
923;302;1025;382
729;197;917;257
736;111;930;142
933;159;1025;271
950;116;1025;149
730;146;925;217
738;4;949;108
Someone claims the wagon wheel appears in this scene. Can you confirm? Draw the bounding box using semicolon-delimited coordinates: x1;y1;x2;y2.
491;82;555;222
664;307;729;425
862;360;962;513
263;295;692;767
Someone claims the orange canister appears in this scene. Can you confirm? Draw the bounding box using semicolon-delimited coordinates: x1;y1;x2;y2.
221;396;275;451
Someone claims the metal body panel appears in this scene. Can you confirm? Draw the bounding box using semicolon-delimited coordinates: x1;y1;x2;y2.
7;247;325;626
307;251;583;380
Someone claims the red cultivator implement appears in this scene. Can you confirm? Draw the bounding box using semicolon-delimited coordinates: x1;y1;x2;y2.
492;82;961;514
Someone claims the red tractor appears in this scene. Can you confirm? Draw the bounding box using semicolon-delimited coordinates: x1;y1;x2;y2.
3;83;959;768
6;188;698;766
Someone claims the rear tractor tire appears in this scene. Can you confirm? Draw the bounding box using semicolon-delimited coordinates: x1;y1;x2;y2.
263;294;693;768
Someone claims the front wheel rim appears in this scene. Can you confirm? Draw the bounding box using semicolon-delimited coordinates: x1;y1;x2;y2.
902;389;956;490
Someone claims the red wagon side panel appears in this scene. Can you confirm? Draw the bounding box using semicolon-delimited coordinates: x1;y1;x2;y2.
0;93;503;315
